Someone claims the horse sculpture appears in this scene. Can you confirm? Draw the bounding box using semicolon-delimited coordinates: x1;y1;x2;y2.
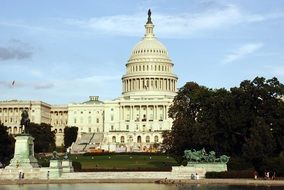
184;148;230;164
184;148;206;162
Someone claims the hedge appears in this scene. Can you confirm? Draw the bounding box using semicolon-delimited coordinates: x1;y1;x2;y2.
206;170;254;179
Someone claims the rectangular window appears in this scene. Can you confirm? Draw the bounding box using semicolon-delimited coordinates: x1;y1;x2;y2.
96;118;99;123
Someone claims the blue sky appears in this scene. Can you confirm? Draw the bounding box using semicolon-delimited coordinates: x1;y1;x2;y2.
0;0;283;104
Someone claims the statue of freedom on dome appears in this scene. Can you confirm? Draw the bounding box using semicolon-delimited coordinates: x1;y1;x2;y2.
147;9;152;24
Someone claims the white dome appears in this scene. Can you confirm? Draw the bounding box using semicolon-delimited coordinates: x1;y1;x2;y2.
130;37;169;59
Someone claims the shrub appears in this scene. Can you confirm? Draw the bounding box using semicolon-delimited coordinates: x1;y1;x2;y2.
72;161;82;172
227;157;254;170
259;156;284;177
206;170;254;179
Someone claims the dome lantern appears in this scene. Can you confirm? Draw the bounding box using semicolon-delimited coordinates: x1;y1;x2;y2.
145;9;154;38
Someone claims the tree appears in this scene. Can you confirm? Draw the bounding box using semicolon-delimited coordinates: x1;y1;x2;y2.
0;124;15;165
25;123;56;153
164;77;284;166
64;126;78;149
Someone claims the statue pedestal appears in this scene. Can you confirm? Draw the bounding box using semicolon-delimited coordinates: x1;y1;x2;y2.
48;160;62;178
6;134;39;169
172;163;227;179
62;160;74;173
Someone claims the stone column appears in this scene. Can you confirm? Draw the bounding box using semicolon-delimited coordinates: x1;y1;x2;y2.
164;105;167;120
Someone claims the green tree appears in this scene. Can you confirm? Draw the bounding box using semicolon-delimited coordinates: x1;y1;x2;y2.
0;124;15;165
26;123;56;153
64;126;78;149
164;77;284;166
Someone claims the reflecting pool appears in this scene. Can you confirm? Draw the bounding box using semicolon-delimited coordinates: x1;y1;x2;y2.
0;183;283;190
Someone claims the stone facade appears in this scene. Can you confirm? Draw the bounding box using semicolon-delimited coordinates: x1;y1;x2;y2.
68;96;104;134
0;100;51;134
50;105;68;147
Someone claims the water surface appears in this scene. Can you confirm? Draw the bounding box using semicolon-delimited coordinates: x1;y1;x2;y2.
0;183;283;190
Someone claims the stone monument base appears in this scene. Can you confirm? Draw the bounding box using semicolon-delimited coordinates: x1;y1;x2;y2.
48;160;62;178
62;160;74;173
6;134;39;169
172;163;227;178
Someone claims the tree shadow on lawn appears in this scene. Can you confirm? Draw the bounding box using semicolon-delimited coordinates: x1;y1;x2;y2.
148;161;179;169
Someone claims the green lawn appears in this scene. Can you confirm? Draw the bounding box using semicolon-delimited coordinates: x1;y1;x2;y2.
69;154;178;171
36;153;179;171
35;154;176;171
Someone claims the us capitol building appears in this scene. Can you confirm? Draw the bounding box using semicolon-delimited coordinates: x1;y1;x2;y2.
0;10;178;153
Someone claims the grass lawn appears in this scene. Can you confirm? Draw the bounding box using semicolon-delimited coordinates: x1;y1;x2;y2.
70;154;179;171
37;153;179;171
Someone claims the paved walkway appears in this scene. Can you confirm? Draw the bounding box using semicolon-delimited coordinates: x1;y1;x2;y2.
0;178;284;186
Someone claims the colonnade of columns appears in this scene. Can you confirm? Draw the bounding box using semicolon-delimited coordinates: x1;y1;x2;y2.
123;77;176;93
119;105;168;122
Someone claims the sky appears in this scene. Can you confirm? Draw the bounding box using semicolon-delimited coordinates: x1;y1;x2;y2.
0;0;284;104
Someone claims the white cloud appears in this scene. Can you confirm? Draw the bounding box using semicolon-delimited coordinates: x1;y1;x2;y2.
223;43;263;64
0;39;34;61
64;5;284;38
0;80;54;90
0;4;283;39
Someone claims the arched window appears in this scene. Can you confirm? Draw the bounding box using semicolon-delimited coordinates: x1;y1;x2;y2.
128;135;133;142
59;128;62;133
154;136;159;143
137;136;142;143
146;136;150;143
112;136;116;143
120;136;125;143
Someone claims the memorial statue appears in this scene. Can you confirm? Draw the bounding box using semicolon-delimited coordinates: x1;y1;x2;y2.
20;110;30;133
64;151;69;160
51;151;59;160
147;9;152;24
184;148;230;164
